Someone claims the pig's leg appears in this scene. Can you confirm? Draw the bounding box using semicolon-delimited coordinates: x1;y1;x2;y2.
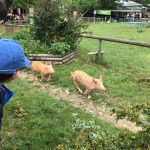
83;89;90;96
73;81;83;94
31;71;37;82
40;75;45;82
48;75;52;81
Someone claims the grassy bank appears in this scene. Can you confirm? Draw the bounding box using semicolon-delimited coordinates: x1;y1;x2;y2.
2;79;119;149
51;23;150;108
1;22;150;149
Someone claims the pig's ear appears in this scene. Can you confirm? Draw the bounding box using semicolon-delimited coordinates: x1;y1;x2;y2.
99;75;102;80
93;79;97;84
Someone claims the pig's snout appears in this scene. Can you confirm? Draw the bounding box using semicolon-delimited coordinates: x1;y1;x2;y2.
100;86;106;92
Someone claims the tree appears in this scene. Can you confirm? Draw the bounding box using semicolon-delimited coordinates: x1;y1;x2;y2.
33;0;85;50
132;0;149;6
99;0;118;9
62;0;99;14
5;0;36;9
62;0;118;15
5;0;12;8
12;0;35;9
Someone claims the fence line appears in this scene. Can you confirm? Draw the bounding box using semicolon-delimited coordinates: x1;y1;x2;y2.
81;34;150;63
81;34;150;48
81;17;107;22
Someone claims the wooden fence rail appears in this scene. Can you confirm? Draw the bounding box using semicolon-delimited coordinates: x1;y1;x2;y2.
81;34;150;63
81;17;107;22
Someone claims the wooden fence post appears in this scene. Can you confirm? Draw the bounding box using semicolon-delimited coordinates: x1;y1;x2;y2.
95;39;103;63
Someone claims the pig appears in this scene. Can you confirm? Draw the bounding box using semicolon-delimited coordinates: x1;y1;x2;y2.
71;70;106;95
31;61;54;81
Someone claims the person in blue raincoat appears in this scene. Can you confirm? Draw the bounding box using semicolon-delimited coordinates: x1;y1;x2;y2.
0;39;30;143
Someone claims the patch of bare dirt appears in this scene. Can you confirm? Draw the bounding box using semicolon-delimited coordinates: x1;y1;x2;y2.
19;72;142;133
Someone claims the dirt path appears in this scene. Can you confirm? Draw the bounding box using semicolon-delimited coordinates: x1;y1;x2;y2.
20;72;142;133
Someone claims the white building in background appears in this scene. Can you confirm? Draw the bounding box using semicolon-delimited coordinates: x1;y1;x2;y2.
117;0;143;10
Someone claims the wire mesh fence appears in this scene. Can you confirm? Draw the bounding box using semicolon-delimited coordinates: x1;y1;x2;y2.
79;36;150;78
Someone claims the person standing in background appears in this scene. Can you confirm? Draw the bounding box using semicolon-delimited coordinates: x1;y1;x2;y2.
0;0;7;20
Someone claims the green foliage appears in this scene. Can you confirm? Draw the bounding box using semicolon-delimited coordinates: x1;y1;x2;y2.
2;23;150;149
55;103;150;150
56;113;117;150
98;0;118;9
62;0;99;14
9;0;87;55
5;0;36;9
71;113;117;150
112;103;150;150
2;79;119;149
33;0;86;50
12;26;73;55
12;26;50;55
133;0;149;5
19;39;50;55
112;102;150;129
50;42;70;55
13;26;33;41
33;0;61;45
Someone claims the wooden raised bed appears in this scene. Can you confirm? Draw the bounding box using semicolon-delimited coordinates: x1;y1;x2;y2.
28;51;75;64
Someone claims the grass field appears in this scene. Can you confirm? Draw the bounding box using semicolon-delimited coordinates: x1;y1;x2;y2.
0;25;5;36
3;79;120;149
52;23;150;107
87;22;150;42
1;23;150;149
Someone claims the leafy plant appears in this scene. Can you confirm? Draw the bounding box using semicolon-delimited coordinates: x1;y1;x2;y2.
55;103;150;150
50;42;70;55
12;26;50;55
5;0;36;10
33;0;86;50
12;0;87;55
12;25;34;41
55;113;118;150
19;39;50;56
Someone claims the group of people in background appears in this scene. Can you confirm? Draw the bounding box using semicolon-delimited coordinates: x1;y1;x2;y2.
0;7;34;25
6;7;27;21
125;12;150;22
126;13;142;22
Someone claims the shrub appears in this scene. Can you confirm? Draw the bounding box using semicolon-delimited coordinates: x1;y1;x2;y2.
13;25;34;41
50;42;70;55
112;102;150;150
12;0;86;55
56;113;118;150
55;103;150;150
18;39;50;56
12;26;50;55
33;0;86;50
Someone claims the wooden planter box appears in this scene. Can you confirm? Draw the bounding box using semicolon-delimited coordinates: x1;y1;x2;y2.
28;51;75;64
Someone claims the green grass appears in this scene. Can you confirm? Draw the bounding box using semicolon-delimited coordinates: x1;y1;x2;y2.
0;25;5;37
1;22;150;149
87;22;150;42
51;23;150;107
2;79;120;149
